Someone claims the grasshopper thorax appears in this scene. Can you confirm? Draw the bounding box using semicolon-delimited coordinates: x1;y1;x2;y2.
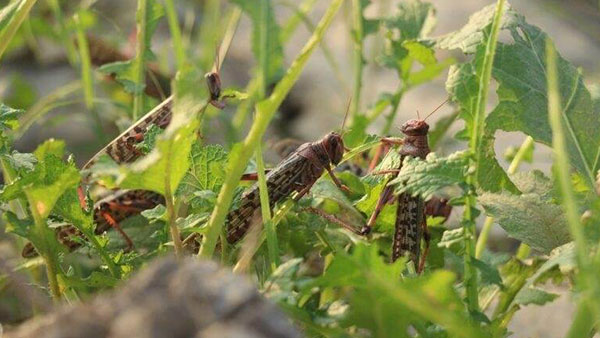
322;132;345;165
400;119;429;136
205;72;221;100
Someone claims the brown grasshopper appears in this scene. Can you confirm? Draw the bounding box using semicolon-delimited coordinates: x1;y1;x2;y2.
23;50;227;257
226;131;351;243
361;100;448;272
22;189;165;258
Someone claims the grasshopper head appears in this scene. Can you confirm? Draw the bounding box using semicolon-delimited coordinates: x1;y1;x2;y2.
205;72;221;100
401;119;429;136
322;132;345;165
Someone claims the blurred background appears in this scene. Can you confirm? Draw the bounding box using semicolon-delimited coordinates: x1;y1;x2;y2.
0;0;598;336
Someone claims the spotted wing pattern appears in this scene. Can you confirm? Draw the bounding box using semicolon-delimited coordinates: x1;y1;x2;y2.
22;190;165;258
226;153;318;243
82;97;174;173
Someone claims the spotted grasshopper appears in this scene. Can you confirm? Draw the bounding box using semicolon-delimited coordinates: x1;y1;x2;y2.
361;101;449;273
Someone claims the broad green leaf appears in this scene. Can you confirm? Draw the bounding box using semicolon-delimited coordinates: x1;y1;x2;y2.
487;17;600;188
433;3;518;53
177;143;228;199
478;192;571;253
231;0;284;84
0;154;80;219
385;0;435;40
33;139;65;160
514;287;559;306
310;244;483;337
26;155;80;219
510;170;554;200
355;181;396;233
446;49;517;193
389;151;469;200
93;115;198;195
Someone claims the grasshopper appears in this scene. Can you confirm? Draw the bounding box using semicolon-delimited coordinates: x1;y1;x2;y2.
22;190;164;258
226;131;351;243
22;49;227;257
362;100;448;272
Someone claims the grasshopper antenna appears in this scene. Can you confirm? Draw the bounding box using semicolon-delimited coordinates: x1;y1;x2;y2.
340;96;352;136
416;109;421;120
423;97;450;122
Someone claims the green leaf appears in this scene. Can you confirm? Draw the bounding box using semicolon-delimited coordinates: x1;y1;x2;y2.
2;150;36;172
33;138;65;160
487;17;600;188
3;210;33;238
231;0;284;84
0;103;22;131
478;192;571;253
514;287;559;306
472;258;502;286
92;98;203;195
384;0;435;40
445;49;517;193
510;170;554;200
177;144;228;199
98;61;146;94
389;151;469;200
141;1;164;60
1;154;80;219
310;244;483;337
433;3;517;53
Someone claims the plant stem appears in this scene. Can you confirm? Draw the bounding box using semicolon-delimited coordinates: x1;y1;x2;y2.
547;38;600;322
74;13;106;145
475;136;534;258
198;0;345;258
255;0;278;271
26;195;62;300
132;0;148;121
0;0;38;63
462;0;505;312
47;0;77;65
164;141;183;259
164;0;186;70
350;0;364;124
381;88;405;135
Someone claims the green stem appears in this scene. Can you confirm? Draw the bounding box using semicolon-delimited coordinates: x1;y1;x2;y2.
547;38;600;322
47;0;77;65
350;0;364;124
462;0;505;313
255;0;278;271
74;13;106;144
163;0;186;70
164;143;183;259
26;195;62;300
0;0;38;63
381;88;405;135
199;0;345;258
475;136;534;258
132;0;148;120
